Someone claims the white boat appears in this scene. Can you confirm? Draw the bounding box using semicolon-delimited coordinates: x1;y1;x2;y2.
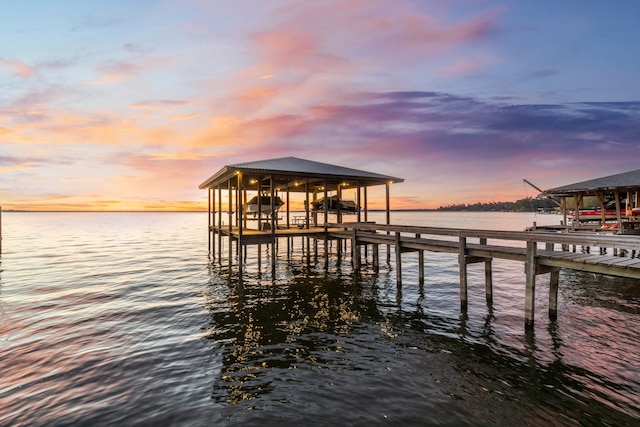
245;196;284;217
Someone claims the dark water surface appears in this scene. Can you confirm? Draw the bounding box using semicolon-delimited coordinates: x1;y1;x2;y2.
0;212;638;426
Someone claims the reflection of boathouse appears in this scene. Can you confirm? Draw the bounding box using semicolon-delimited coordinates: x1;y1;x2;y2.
199;156;403;255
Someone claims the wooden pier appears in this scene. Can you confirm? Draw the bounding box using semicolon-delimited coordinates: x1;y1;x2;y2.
201;158;640;329
209;221;640;329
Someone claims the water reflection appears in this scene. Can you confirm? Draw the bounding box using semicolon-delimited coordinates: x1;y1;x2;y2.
203;262;383;406
204;251;640;423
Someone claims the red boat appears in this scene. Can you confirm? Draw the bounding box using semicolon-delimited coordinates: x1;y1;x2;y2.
570;208;620;220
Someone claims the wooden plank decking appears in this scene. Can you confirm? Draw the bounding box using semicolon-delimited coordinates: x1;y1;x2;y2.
327;223;640;279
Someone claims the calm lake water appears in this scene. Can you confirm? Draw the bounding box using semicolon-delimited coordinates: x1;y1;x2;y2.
0;211;638;426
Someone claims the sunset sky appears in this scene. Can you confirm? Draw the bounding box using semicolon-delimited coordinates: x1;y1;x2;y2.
1;0;639;211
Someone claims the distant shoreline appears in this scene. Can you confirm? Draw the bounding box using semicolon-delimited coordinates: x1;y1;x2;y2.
0;209;541;213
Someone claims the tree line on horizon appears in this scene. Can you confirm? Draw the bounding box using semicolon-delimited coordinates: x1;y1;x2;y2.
436;197;559;212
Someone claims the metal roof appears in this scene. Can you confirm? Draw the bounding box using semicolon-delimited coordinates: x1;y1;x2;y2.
199;156;403;191
543;168;640;196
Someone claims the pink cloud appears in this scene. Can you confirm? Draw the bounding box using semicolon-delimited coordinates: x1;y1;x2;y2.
92;56;169;85
204;0;500;123
250;0;499;66
439;54;500;77
129;99;190;110
0;57;35;77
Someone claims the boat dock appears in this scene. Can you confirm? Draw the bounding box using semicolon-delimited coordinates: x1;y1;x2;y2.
200;158;640;330
209;221;640;328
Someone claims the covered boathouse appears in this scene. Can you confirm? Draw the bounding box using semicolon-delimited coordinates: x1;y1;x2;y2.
199;156;403;254
541;168;640;234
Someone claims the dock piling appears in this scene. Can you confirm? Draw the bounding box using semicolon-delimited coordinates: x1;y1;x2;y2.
480;238;493;304
524;241;537;328
395;232;402;287
459;236;468;311
549;270;560;320
417;234;424;285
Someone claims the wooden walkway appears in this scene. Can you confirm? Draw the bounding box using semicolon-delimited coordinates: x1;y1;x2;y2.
327;223;640;279
209;222;640;328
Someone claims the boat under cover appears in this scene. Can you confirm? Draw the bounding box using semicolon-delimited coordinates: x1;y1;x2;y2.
311;196;358;213
245;196;284;216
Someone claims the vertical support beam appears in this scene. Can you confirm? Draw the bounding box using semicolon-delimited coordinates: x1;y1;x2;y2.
627;191;632;215
524;240;537;328
363;186;368;222
257;181;262;225
573;194;582;229
385;182;391;225
356;183;361;223
217;187;222;229
352;227;360;270
323;181;329;267
270;175;276;273
286;188;290;229
596;191;606;226
416;234;424;285
395;231;402;288
561;197;567;230
227;179;232;234
372;243;379;271
549;269;560;320
237;172;243;274
211;188;215;257
269;175;275;234
227;179;233;269
386;181;391;263
242;185;247;229
458;236;468;311
312;187;318;226
237;173;243;238
323;182;328;230
208;188;211;253
480;238;492;304
305;180;310;229
615;191;622;230
337;184;342;224
218;186;222;262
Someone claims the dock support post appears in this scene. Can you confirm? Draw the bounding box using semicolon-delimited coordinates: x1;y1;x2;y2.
458;236;468;311
549;269;559;320
386;182;391;263
480;238;492;304
352;228;360;270
218;187;222;263
372;244;379;271
395;232;402;287
417;234;424;285
524;240;537;328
